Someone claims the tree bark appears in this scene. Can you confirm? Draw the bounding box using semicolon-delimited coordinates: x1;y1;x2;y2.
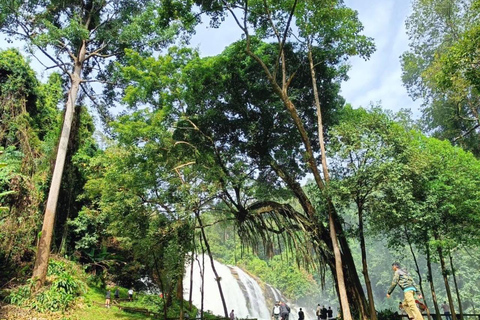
178;273;184;320
270;158;367;316
189;252;195;310
196;211;228;318
153;250;169;320
357;204;376;320
435;234;457;320
201;251;205;320
426;244;441;320
449;252;463;320
334;217;369;316
32;41;86;288
308;46;352;320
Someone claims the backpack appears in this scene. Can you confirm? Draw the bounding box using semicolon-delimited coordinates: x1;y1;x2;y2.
274;306;281;315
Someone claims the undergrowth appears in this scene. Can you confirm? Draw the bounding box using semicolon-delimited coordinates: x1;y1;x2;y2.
5;257;87;313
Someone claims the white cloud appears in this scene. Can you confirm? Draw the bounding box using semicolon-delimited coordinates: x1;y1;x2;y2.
341;0;421;117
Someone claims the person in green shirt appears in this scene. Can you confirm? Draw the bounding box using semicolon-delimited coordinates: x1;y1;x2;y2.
387;262;423;320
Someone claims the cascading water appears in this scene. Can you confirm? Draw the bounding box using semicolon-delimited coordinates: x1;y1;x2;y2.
232;267;271;320
183;255;317;320
184;255;270;319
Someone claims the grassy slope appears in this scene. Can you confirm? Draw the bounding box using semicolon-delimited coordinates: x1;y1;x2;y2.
73;285;155;320
0;284;156;320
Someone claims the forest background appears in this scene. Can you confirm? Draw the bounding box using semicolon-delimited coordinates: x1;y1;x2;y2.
0;0;479;319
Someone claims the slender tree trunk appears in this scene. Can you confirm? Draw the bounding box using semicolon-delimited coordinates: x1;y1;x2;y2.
189;252;195;310
426;244;441;320
196;211;228;318
58;209;69;255
152;249;168;320
335;218;369;316
199;243;206;320
449;252;463;320
178;274;184;320
32;41;86;288
435;234;457;320
308;45;352;320
357;203;377;320
404;228;430;317
270;158;367;316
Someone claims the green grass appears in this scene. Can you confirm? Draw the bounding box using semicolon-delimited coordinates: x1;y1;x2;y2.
71;285;156;320
1;257;197;319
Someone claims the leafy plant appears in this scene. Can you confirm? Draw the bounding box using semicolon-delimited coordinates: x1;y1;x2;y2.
6;258;87;312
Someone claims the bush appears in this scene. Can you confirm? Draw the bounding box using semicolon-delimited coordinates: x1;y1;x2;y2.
6;258;87;313
377;309;400;320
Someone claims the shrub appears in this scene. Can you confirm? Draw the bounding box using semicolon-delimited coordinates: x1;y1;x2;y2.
377;309;400;320
6;258;87;313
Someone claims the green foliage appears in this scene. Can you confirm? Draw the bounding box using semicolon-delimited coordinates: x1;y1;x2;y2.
6;258;87;313
401;0;480;155
377;309;399;320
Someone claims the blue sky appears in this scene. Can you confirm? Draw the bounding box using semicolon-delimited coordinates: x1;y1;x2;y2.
1;1;421;118
189;0;422;117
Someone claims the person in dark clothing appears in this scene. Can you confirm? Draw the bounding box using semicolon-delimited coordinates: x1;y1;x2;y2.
114;288;120;300
105;290;111;308
320;306;327;320
298;308;304;320
280;301;290;320
327;307;333;320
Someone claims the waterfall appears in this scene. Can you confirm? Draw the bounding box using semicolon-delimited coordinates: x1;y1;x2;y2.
184;254;271;319
232;266;271;320
183;255;318;320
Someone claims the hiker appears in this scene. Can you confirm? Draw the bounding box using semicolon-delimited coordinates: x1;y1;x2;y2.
327;306;333;320
128;288;134;301
441;302;452;320
316;304;321;320
280;301;290;320
298;308;304;320
320;306;327;320
386;262;423;320
105;290;111;308
230;309;235;320
114;288;120;300
272;301;281;320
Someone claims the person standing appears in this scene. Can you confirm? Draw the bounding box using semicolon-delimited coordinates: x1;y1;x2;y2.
441;301;452;320
298;308;305;320
316;304;321;320
105;290;111;308
280;301;290;320
386;262;423;320
320;306;327;320
327;306;333;320
230;309;235;320
128;288;134;301
273;301;281;320
114;288;120;300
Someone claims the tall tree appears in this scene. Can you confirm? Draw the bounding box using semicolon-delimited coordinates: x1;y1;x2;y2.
0;0;199;287
329;106;411;320
371;130;480;319
401;0;480;155
214;1;373;317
